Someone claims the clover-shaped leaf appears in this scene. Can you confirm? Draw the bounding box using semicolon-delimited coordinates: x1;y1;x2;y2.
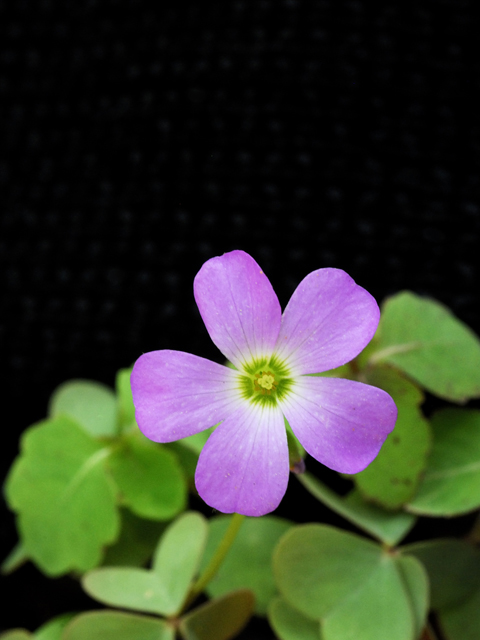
5;416;119;575
83;512;208;617
49;380;117;438
407;409;480;516
115;368;136;432
274;524;427;640
367;291;480;402
62;611;175;640
108;433;187;520
352;366;431;509
201;515;292;615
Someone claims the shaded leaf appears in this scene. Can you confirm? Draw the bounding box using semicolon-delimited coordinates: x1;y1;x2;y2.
268;596;322;640
5;416;119;575
395;555;429;639
407;409;480;516
49;380;117;438
152;512;208;615
352;367;431;509
402;539;480;610
108;434;186;520
297;472;416;546
438;587;480;640
368;291;480;402
82;567;172;617
179;590;254;640
201;515;292;615
102;509;166;568
0;631;32;640
34;614;75;640
62;611;174;640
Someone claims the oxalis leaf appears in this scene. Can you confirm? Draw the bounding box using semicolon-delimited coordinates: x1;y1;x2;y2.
365;291;480;402
351;366;432;509
115;367;136;432
84;512;208;617
268;596;322;640
48;380;117;438
274;524;427;640
201;515;292;615
437;587;480;640
108;433;187;520
407;408;480;516
4;416;119;575
62;611;175;640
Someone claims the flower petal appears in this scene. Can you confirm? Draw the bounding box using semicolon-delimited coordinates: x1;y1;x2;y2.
195;402;289;516
194;250;282;369
274;268;379;375
280;376;397;474
131;350;243;442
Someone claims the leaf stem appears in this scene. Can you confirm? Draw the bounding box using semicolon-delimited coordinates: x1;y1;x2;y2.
182;512;245;611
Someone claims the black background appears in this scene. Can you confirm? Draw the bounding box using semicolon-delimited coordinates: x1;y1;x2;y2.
1;0;479;636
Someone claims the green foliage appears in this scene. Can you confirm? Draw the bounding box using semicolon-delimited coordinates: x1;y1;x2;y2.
268;597;322;640
352;366;432;509
407;408;480;516
108;433;186;520
83;512;208;617
367;291;480;402
49;380;118;438
201;515;292;615
273;524;428;640
62;611;175;640
402;539;480;610
178;590;255;640
115;368;136;431
5;415;119;575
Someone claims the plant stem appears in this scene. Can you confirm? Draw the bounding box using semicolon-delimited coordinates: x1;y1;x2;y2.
182;512;245;611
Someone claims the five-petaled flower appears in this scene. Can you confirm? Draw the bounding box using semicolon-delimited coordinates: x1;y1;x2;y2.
131;250;397;516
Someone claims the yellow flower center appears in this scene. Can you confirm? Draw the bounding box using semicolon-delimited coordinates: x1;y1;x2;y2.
254;371;277;395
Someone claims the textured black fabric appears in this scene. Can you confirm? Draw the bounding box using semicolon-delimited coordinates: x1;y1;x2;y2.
1;0;479;634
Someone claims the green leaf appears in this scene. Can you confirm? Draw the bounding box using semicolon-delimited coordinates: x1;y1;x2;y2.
102;509;166;567
179;590;255;640
274;525;420;640
108;433;186;520
62;611;175;640
5;416;119;575
201;515;292;615
1;542;28;574
82;567;173;616
407;408;480;516
268;596;322;640
297;472;416;547
34;614;75;640
395;555;429;639
49;380;117;438
352;367;432;509
402;539;480;609
115;368;136;432
0;631;32;640
438;587;480;640
152;511;208;615
320;555;414;640
367;291;480;402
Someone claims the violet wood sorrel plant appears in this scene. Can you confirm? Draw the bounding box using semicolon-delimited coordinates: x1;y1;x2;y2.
5;253;480;640
130;250;397;516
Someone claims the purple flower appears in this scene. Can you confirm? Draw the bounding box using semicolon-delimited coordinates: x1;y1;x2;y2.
131;250;397;516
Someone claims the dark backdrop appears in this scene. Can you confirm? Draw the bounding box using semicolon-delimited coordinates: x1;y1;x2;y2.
1;0;478;636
